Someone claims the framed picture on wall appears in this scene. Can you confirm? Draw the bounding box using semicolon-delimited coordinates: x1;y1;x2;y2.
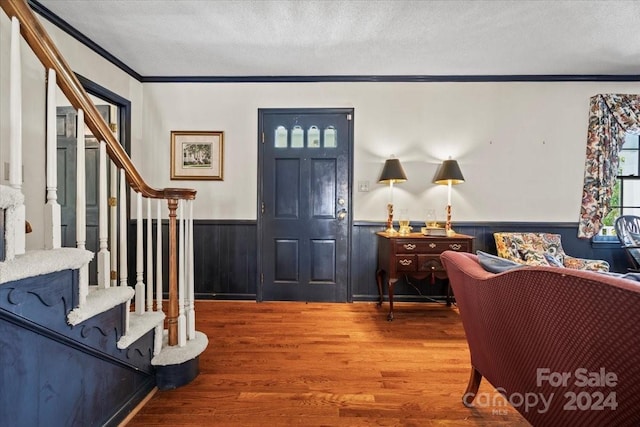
170;130;224;180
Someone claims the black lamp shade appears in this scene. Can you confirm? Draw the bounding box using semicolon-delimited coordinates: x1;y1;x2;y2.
378;158;408;184
433;159;465;185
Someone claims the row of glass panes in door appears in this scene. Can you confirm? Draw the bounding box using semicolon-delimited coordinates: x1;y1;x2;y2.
275;125;337;148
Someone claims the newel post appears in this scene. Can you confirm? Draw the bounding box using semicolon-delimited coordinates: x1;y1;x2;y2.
167;198;179;346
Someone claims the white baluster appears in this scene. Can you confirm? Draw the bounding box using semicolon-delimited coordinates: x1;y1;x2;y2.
146;197;153;312
119;177;129;352
76;109;88;304
187;200;196;340
156;199;163;312
135;192;145;314
124;300;131;336
9;17;25;256
97;141;110;288
153;324;163;356
183;199;191;338
119;170;128;288
44;68;61;250
76;109;86;248
178;200;186;346
110;163;118;287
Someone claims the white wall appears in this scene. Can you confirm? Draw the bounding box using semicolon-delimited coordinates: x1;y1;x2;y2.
141;80;640;222
1;13;47;251
0;12;143;250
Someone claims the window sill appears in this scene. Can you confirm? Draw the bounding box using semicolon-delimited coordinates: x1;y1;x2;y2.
591;235;621;248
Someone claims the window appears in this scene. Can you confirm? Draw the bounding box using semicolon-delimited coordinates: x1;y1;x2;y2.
600;133;640;236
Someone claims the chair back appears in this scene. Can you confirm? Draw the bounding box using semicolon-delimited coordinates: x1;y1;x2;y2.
614;215;640;270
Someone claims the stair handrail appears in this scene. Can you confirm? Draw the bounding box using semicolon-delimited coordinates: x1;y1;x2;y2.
1;0;195;202
2;0;196;347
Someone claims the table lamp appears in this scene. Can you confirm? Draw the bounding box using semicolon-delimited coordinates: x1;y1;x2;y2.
378;157;407;233
433;157;465;236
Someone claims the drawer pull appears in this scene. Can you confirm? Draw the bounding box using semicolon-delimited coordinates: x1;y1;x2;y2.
399;259;413;266
449;243;462;250
429;243;436;248
403;243;416;250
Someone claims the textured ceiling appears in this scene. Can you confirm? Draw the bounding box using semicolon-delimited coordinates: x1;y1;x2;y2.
36;0;640;78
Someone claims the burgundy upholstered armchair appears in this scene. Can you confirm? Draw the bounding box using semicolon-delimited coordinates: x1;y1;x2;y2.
440;250;640;426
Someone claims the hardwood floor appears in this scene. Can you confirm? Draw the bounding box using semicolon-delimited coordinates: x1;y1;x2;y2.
125;301;529;426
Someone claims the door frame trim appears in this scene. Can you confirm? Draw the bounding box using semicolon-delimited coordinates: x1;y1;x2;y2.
256;108;355;302
76;73;131;156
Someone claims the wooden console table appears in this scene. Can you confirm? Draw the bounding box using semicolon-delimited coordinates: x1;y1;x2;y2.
376;231;474;320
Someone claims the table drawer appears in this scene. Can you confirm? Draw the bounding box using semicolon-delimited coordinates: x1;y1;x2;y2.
417;255;444;272
395;240;471;254
395;255;417;272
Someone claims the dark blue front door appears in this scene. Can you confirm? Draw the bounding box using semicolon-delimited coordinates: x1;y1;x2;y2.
259;109;353;302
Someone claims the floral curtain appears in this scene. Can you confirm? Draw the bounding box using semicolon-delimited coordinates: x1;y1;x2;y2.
578;94;640;238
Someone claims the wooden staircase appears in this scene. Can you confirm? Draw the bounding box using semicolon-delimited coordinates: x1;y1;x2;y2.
0;266;154;426
0;0;208;425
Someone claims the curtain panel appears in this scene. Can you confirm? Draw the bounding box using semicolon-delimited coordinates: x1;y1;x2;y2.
578;94;640;238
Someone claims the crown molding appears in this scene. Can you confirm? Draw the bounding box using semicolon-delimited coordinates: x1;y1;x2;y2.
29;0;143;81
28;1;640;84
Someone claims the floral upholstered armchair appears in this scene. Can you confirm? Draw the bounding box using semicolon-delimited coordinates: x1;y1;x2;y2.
494;232;609;272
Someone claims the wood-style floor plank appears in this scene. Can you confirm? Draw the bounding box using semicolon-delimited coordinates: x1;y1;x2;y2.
124;301;529;426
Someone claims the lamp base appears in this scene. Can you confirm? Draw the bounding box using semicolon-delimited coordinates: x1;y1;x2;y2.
385;203;397;234
445;204;455;236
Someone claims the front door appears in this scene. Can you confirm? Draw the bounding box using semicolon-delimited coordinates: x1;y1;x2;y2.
259;108;353;302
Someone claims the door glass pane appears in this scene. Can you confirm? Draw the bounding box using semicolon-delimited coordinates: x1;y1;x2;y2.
275;125;288;148
308;125;320;148
324;126;337;148
291;125;304;148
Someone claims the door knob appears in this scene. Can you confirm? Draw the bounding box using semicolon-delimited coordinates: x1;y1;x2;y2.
337;209;347;220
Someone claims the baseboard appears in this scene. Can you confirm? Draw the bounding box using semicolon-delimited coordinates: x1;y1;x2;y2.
116;386;158;427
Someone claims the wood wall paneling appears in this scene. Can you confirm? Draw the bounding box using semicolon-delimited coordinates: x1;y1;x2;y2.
128;220;628;301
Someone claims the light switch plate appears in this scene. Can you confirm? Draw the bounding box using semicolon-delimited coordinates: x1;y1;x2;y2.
358;181;369;192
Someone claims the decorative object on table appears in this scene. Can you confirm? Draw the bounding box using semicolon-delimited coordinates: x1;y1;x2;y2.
398;208;412;235
421;208;445;235
425;208;437;227
378;156;407;233
433;157;465;236
422;225;447;236
170;130;224;180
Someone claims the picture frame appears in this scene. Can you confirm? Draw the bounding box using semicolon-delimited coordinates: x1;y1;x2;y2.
170;131;224;180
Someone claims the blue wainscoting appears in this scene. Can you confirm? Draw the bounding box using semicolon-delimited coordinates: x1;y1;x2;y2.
351;221;628;302
129;220;628;301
